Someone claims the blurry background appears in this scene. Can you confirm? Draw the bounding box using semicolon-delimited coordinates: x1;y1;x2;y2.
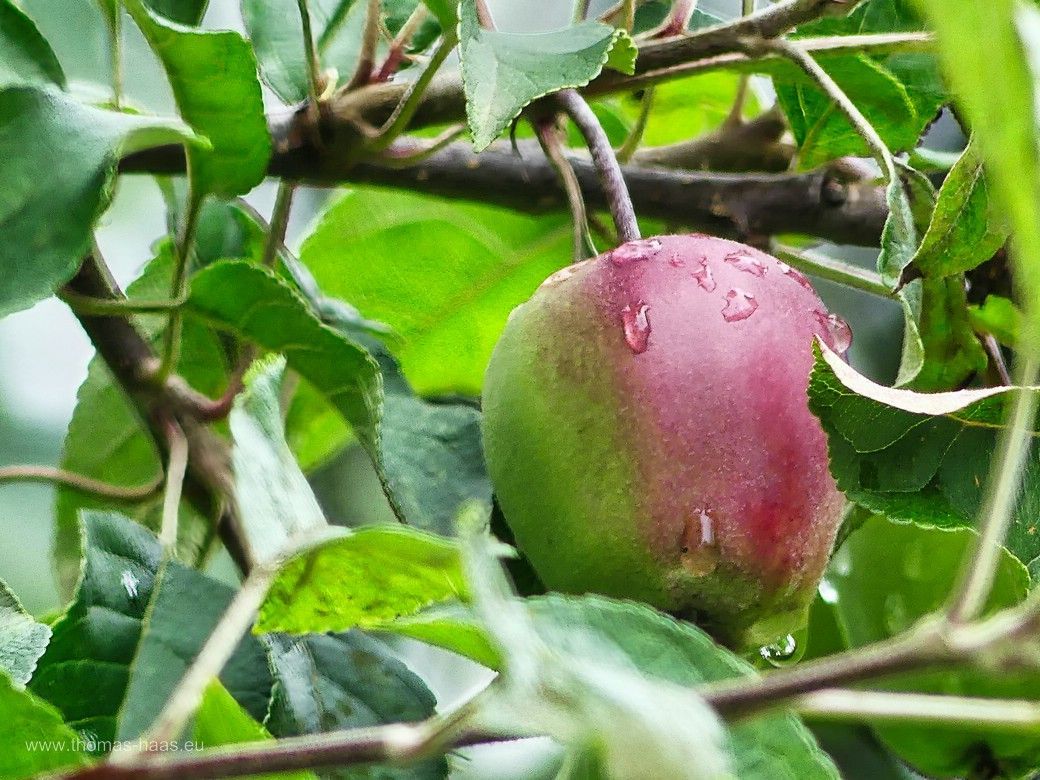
0;1;960;776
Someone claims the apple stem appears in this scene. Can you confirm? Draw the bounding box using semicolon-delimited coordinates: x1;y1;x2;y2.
556;89;641;244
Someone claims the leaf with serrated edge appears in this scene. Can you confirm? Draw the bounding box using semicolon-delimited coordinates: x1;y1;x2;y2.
0;580;51;687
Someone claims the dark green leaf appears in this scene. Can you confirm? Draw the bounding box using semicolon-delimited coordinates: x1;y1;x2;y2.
126;0;271;196
0;87;196;318
242;0;372;105
0;579;51;687
0;0;65;88
231;356;328;563
55;243;234;599
264;631;445;779
188;260;491;534
255;525;466;634
32;512;271;748
459;0;636;150
830;515;1040;778
0;673;89;779
808;343;1040;566
146;0;209;25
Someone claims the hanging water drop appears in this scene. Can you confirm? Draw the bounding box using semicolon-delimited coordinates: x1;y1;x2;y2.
722;288;758;322
621;302;651;354
611;238;663;266
724;251;767;277
759;634;799;667
813;310;853;352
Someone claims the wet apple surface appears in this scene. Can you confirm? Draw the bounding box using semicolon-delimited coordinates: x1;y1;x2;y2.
482;234;849;649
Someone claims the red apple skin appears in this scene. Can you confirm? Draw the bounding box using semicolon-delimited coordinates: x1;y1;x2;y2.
481;234;848;648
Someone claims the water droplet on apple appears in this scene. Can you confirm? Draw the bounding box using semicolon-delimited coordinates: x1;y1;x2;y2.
779;262;814;291
691;258;716;291
814;310;853;352
722;288;758;322
759;634;799;667
620;302;651;354
610;238;663;266
724;251;767;277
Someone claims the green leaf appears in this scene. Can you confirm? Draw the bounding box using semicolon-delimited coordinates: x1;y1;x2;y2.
807;342;1040;566
912;139;1010;277
969;294;1022;348
912;0;1040;341
146;0;209;25
877;174;920;289
31;512;271;748
0;672;90;779
830;515;1040;778
458;0;636;150
0;86;196;319
264;631;446;779
0;579;51;687
55;242;235;599
255;525;466;634
125;0;271;196
420;0;456;27
0;0;65;89
777;0;944;168
905;277;988;391
242;0;373;105
117;558;273;740
231;356;329;563
188;260;491;535
297;188;571;395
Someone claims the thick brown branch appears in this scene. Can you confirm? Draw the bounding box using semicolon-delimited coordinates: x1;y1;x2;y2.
63;255;251;572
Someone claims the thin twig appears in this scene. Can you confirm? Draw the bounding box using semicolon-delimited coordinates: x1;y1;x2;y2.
376;4;429;82
159;417;188;555
296;0;324;105
262;183;296;269
947;358;1040;622
534;119;596;260
773;244;893;298
158;187;204;382
616;87;654;163
376;124;467;168
556;89;640;244
347;0;382;90
0;465;162;501
983;334;1014;386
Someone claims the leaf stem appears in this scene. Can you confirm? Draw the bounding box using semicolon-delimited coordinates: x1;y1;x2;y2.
261;182;296;269
375;124;467;168
375;4;429;82
159;417;188;555
158;187;204;383
368;28;459;153
297;0;324;104
0;465;162;501
617;86;654;163
109;4;124;110
556;89;640;244
947;357;1040;622
59;291;187;316
534;119;596;261
773;244;892;298
573;0;592;23
347;0;382;90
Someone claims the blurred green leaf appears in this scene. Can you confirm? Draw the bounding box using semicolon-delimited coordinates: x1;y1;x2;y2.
0;672;89;779
298;189;572;396
459;0;636;150
146;0;209;25
830;515;1040;778
188;260;491;534
126;0;271;196
231;356;329;563
808;343;1040;566
969;295;1022;348
0;0;65;89
55;242;236;599
912;140;1010;278
913;0;1040;341
255;525;466;634
877;174;921;290
0;87;196;319
264;631;445;779
0;580;51;687
32;512;270;749
900;277;987;391
777;0;944;168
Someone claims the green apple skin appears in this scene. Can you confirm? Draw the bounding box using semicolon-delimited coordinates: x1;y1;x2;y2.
481;234;848;649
